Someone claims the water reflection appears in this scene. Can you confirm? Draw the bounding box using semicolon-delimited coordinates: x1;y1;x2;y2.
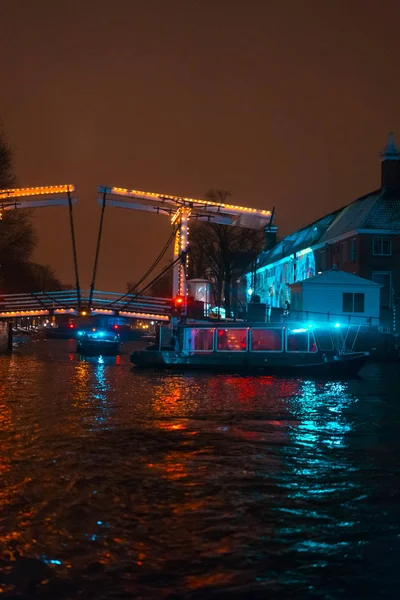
91;359;111;431
289;380;355;449
1;343;400;599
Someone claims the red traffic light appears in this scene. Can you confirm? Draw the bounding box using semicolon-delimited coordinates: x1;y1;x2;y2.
172;296;186;314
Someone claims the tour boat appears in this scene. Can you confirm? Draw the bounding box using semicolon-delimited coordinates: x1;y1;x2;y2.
130;321;370;376
76;329;120;356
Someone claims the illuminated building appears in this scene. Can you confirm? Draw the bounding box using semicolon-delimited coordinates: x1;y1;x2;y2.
245;133;400;332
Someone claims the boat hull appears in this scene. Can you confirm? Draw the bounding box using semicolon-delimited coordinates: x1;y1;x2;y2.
130;349;369;377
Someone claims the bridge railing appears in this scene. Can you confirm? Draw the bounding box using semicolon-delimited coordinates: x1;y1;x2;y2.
0;289;171;320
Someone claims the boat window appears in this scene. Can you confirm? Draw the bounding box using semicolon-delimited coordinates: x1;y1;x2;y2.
184;328;214;352
315;329;333;350
309;330;317;353
217;328;247;351
286;328;314;352
251;328;283;351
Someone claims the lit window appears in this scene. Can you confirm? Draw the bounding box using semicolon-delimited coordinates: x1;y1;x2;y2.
373;237;392;256
217;329;247;351
342;293;365;313
251;328;283;351
185;328;214;352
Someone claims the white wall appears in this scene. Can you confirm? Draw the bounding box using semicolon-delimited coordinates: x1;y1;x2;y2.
300;284;380;325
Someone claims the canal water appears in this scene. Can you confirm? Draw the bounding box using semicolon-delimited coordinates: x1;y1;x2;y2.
0;339;400;599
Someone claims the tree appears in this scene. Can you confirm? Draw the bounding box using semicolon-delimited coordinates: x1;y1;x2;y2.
188;190;265;315
0;210;36;263
0;124;16;189
29;264;64;292
0;124;64;293
127;263;173;298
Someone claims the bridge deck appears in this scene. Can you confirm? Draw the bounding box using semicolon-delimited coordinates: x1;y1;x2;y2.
0;290;170;321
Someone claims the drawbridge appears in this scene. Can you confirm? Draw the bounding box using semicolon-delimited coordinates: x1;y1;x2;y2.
0;290;169;321
0;184;274;322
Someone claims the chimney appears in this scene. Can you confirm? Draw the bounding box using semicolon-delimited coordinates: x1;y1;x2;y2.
380;132;400;189
264;225;278;251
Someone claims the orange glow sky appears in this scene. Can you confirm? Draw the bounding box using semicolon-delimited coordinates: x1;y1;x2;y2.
1;0;400;290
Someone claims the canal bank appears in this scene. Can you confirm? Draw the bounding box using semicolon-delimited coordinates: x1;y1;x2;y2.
0;321;12;353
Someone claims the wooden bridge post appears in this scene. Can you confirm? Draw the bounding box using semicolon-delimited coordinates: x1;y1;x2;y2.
7;322;13;352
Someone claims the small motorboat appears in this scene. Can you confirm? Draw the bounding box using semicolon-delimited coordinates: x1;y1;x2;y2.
76;329;120;356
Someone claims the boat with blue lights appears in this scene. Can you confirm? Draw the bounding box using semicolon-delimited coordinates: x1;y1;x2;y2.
76;328;120;356
130;321;369;376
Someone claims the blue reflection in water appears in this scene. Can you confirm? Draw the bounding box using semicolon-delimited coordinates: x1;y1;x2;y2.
276;379;362;558
42;556;62;565
289;380;355;449
91;360;111;430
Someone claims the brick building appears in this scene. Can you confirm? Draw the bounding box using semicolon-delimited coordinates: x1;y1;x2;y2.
245;133;400;332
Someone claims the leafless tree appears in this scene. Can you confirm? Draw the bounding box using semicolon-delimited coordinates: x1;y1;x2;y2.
0;124;63;293
188;190;264;315
0;123;16;189
127;262;173;298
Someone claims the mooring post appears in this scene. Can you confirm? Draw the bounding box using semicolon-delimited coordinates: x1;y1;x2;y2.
7;322;13;352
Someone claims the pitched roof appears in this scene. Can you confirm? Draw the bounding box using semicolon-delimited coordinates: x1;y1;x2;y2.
289;268;380;288
258;186;400;267
257;211;339;267
320;187;400;241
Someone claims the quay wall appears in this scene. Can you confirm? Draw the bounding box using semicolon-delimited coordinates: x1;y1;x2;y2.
0;321;8;353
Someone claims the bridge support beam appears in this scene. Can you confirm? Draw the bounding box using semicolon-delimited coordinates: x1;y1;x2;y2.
172;207;190;299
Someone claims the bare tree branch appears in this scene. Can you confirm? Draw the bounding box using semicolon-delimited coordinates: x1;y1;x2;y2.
188;189;264;314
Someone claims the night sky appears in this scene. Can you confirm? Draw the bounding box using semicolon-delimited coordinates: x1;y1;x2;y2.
1;0;400;291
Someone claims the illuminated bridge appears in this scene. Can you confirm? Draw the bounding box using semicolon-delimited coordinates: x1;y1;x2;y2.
0;290;170;322
0;183;274;326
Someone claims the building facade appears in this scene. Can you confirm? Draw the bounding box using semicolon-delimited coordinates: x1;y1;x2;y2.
245;134;400;332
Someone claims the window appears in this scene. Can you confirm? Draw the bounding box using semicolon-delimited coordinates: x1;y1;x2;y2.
286;328;317;353
341;242;348;262
315;330;334;350
185;328;214;352
373;237;392;256
251;328;283;352
217;328;247;351
372;272;391;308
350;239;357;261
354;294;365;312
342;292;365;313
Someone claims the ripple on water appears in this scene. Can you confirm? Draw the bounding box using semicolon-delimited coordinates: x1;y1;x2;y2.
0;341;400;598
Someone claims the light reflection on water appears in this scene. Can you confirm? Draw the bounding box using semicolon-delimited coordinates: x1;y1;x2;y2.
0;341;400;599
